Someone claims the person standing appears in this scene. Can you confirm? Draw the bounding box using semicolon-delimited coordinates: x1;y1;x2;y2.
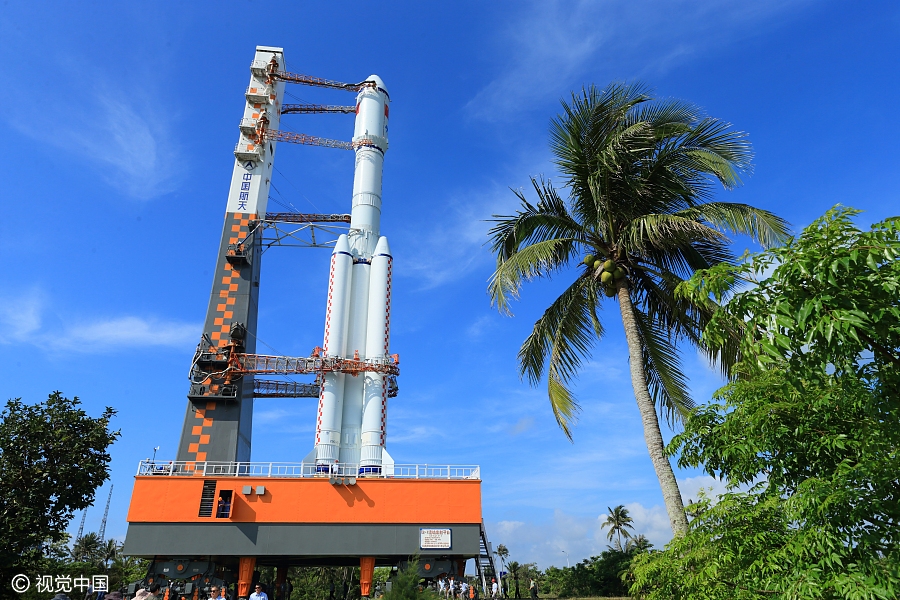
134;583;161;600
437;578;446;598
460;581;468;600
528;580;537;600
250;584;269;600
491;579;498;599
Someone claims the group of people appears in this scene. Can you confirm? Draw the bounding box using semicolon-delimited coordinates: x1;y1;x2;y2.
60;575;535;600
436;576;474;599
435;577;537;600
435;576;512;600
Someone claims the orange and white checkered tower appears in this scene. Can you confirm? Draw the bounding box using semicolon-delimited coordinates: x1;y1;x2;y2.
175;46;286;464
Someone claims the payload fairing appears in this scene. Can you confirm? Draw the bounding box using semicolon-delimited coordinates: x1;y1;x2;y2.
309;76;394;473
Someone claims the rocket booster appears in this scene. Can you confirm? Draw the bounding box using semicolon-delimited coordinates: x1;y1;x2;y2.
313;76;392;473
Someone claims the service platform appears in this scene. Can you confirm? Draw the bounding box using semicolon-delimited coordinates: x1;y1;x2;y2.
123;461;484;564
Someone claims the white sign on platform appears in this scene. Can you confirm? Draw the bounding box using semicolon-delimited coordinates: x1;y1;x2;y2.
420;528;452;549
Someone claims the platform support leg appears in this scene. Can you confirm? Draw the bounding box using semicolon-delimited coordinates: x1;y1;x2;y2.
457;560;466;579
238;557;257;599
276;564;288;600
360;557;376;597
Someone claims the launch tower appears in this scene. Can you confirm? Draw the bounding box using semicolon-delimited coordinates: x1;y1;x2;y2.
122;47;497;600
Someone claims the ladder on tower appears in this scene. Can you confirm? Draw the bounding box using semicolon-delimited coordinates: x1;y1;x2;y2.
475;521;498;594
98;485;113;542
197;481;217;518
75;509;87;543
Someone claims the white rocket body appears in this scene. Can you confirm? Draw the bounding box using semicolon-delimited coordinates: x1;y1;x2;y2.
312;76;393;474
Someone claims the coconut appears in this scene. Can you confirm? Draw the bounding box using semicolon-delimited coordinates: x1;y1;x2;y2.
613;267;626;280
604;286;617;297
600;271;613;284
583;254;595;267
593;260;602;270
602;259;615;271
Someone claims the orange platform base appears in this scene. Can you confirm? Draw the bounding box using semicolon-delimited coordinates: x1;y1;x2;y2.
122;475;483;562
128;475;482;524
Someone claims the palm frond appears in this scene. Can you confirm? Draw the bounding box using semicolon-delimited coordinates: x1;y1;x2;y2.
622;213;728;254
548;372;580;441
628;267;706;345
632;237;734;280
676;202;791;249
489;237;576;315
681;118;754;175
627;97;698;133
488;179;585;260
517;275;603;438
631;306;694;425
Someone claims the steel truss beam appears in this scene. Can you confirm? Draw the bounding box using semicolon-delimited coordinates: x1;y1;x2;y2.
231;353;400;377
281;104;356;115
253;377;398;398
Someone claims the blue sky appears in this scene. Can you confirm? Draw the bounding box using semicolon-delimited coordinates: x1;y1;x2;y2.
1;1;898;569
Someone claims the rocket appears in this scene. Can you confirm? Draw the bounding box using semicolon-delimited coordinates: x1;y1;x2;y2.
309;75;393;474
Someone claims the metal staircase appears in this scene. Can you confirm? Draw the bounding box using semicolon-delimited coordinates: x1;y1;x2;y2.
475;520;498;593
197;480;217;517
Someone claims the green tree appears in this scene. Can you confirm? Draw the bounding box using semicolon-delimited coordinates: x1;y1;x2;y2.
381;558;437;600
108;554;150;594
538;550;636;598
624;534;652;554
488;83;789;535
102;539;120;569
600;505;635;551
0;392;119;594
631;207;900;598
71;532;103;565
506;562;521;599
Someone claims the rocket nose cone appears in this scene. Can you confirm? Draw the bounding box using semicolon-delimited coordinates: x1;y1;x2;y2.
374;236;391;257
366;74;387;95
333;234;350;254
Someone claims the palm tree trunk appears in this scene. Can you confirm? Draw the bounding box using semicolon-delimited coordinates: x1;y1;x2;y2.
616;284;690;537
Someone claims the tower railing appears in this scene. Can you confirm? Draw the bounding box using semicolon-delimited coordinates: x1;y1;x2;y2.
136;460;480;480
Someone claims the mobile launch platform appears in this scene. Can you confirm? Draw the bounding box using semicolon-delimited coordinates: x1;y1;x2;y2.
121;46;497;600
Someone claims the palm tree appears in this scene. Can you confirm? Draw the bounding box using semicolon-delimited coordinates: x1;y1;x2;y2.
625;534;653;553
507;561;522;598
489;83;789;536
101;538;120;569
496;544;509;597
601;505;635;550
71;531;102;565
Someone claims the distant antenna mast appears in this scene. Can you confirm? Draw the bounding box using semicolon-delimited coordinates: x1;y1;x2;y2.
76;509;87;542
98;485;113;542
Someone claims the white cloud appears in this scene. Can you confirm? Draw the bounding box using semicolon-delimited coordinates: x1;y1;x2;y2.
619;503;672;548
510;417;535;435
0;289;198;353
54;316;197;351
0;289;43;343
467;0;812;120
387;423;448;444
487;509;624;569
466;315;497;339
394;188;502;290
487;474;737;567
11;81;183;200
253;408;294;425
